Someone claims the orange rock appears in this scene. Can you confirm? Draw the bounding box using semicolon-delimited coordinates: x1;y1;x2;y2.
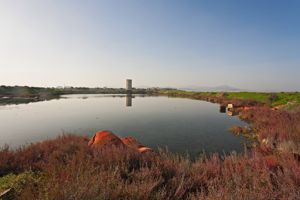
89;130;152;153
122;136;152;153
138;147;152;153
88;130;125;148
121;136;144;149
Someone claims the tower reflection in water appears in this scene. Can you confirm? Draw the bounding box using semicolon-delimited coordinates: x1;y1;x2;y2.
126;94;133;107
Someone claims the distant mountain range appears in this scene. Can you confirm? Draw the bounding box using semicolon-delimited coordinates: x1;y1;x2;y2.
179;85;243;92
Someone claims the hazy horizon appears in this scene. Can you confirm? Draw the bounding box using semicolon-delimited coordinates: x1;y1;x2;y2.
1;0;300;91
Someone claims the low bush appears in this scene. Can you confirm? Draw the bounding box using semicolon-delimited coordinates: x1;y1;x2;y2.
1;135;299;200
240;107;300;154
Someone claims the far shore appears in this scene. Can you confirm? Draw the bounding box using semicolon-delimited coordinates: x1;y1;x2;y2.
1;85;299;109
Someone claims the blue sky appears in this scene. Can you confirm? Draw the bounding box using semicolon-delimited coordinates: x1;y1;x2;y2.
0;0;299;91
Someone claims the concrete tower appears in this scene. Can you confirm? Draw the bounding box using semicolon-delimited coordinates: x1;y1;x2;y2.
126;79;132;91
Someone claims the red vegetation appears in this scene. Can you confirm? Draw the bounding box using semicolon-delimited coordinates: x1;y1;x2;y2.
240;107;300;154
264;155;279;169
1;135;300;199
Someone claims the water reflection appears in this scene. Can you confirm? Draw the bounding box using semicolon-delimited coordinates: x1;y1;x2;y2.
227;110;239;116
126;94;133;107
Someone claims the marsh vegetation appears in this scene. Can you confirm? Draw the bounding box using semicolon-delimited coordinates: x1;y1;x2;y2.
1;89;300;199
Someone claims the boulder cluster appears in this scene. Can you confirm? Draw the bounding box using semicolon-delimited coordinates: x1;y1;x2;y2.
88;130;152;153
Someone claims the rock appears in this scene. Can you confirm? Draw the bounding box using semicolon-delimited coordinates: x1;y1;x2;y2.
227;104;234;109
88;130;125;148
121;136;143;149
137;147;152;153
122;136;152;153
89;130;152;153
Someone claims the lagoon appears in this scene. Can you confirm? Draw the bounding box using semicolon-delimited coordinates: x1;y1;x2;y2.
0;94;247;156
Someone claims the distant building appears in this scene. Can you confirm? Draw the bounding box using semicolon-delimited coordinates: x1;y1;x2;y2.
126;79;132;91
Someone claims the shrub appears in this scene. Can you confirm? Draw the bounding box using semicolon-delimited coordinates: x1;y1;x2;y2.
240;107;300;154
1;135;300;200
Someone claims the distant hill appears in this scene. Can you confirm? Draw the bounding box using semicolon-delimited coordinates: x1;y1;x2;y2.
180;85;242;92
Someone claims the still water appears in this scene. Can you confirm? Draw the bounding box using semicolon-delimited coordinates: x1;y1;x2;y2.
0;94;247;156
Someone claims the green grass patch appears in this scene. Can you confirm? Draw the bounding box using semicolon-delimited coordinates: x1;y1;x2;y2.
272;92;300;106
226;92;300;107
226;92;270;103
160;90;300;107
0;172;41;199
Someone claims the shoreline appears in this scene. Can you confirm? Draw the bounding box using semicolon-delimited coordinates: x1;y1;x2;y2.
0;89;299;199
159;90;300;155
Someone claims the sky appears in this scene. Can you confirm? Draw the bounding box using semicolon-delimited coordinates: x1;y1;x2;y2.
0;0;299;91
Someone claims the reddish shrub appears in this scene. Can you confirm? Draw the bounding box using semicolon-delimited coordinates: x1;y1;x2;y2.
240;107;300;153
1;135;300;199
